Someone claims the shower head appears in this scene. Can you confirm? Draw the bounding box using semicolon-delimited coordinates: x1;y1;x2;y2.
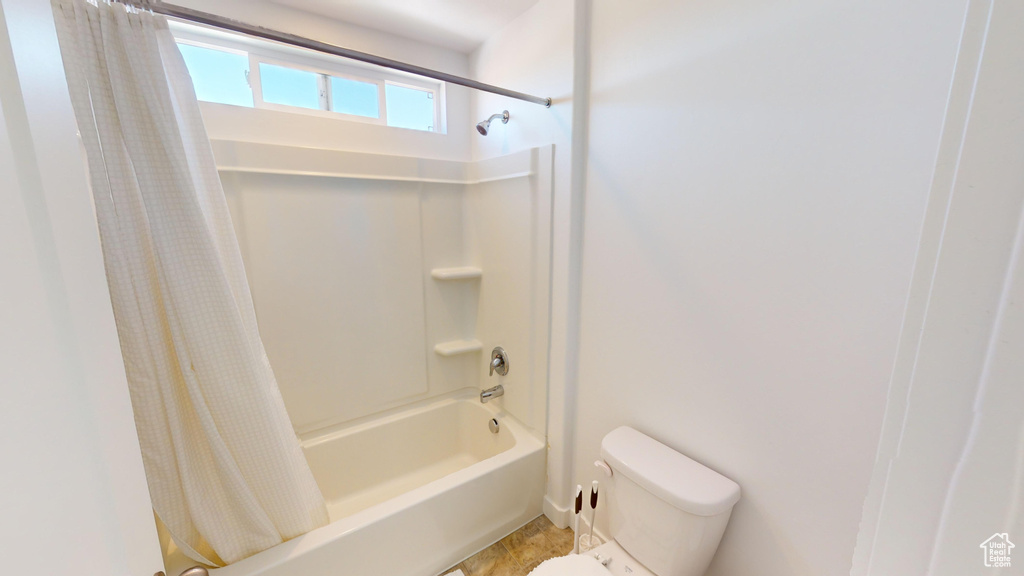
476;110;510;136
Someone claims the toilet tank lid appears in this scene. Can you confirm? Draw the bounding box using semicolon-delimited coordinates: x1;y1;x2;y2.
600;426;740;517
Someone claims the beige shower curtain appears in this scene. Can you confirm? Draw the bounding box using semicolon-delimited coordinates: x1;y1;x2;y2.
51;0;328;566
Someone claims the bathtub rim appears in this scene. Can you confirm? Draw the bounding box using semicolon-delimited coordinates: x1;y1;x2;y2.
208;395;544;576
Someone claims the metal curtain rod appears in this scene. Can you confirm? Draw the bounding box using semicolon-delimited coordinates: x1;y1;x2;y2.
127;0;552;107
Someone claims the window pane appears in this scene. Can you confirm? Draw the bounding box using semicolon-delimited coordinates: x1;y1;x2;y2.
177;43;252;107
385;84;435;131
330;77;379;118
259;63;320;110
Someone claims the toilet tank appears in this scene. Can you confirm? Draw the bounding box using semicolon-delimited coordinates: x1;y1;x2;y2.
600;427;740;576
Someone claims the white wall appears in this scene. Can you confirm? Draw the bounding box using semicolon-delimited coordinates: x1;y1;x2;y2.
175;0;473;161
853;1;1024;574
469;0;579;525
572;1;969;575
0;0;162;573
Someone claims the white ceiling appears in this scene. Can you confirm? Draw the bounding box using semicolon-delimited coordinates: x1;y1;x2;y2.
269;0;541;53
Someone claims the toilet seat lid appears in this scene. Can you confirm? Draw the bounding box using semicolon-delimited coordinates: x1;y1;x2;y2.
527;554;608;576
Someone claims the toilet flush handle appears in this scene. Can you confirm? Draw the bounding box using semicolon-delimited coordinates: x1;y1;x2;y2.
594;459;613;477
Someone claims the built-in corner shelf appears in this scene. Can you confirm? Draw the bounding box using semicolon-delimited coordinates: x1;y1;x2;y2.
433;339;483;356
430;267;483;281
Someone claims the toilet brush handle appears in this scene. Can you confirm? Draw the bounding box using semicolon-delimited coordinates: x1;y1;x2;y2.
573;484;583;554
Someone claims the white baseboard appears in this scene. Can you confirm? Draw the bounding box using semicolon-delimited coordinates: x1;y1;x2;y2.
543;495;571;529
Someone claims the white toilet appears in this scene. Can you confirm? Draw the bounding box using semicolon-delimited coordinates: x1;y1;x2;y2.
531;426;740;576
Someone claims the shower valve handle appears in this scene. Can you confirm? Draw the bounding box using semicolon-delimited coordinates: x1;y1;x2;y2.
489;346;509;376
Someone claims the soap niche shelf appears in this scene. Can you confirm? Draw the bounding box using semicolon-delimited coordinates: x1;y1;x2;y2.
431;267;483;357
433;339;483;356
430;267;482;281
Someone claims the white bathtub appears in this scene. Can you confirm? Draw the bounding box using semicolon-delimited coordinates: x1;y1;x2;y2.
162;396;546;576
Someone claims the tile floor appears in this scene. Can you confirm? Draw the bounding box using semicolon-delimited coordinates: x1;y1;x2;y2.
439;515;575;576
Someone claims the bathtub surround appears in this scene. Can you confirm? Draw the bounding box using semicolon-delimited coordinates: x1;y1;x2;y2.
213;141;554;437
52;0;326;565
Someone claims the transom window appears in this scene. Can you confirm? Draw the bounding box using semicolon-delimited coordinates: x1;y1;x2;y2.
171;23;442;133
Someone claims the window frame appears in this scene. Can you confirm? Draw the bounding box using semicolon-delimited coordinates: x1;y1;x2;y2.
250;53;389;126
383;79;441;133
170;21;444;133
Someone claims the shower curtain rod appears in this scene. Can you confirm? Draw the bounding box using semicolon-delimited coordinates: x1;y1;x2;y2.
123;0;553;107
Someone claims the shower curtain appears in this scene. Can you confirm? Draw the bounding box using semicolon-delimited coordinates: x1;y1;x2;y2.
51;0;328;566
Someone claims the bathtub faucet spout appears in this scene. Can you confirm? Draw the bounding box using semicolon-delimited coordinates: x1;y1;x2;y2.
480;385;504;403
